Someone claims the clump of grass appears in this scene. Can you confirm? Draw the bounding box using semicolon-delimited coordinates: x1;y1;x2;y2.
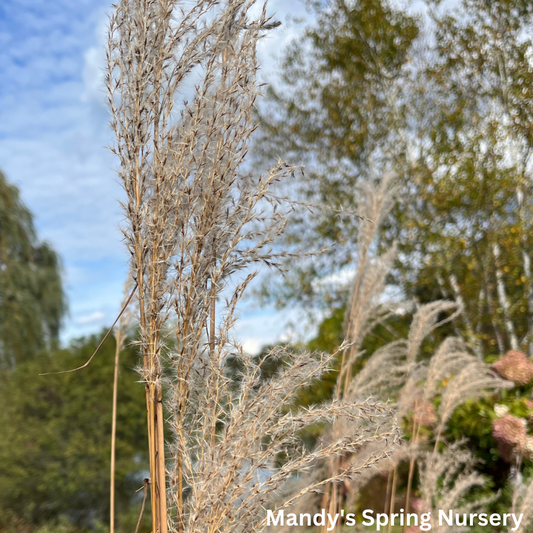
106;1;400;532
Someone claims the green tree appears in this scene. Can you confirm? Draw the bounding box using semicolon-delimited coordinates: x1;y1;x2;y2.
255;0;419;309
257;0;533;358
0;170;67;367
0;332;148;532
384;0;533;358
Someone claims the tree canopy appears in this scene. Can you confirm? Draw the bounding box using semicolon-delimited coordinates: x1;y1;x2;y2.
256;0;533;359
0;333;149;533
0;170;67;367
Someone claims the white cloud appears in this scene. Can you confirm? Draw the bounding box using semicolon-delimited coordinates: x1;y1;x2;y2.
0;0;316;348
76;311;105;325
81;13;108;105
82;46;104;104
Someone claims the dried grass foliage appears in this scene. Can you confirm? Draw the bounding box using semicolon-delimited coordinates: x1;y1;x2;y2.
338;297;514;527
418;443;497;533
260;176;514;529
340;174;399;394
514;476;533;533
106;1;401;531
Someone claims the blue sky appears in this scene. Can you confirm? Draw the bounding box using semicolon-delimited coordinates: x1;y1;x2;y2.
0;0;312;351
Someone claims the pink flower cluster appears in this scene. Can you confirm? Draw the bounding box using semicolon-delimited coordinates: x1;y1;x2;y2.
493;350;533;386
492;415;527;463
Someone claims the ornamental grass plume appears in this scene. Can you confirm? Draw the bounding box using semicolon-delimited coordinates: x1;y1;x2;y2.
406;301;461;369
348;340;411;399
422;337;474;403
339;174;399;396
348;302;463;410
106;1;400;532
514;475;533;533
298;176;403;531
418;442;497;533
433;360;513;450
358;302;462;520
346;301;512;519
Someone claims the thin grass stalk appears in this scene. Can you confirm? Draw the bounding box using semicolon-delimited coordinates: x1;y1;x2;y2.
110;327;122;533
388;466;398;533
110;277;136;533
129;103;162;533
319;481;339;533
156;387;167;533
329;483;338;533
384;468;393;515
135;479;150;533
404;411;421;525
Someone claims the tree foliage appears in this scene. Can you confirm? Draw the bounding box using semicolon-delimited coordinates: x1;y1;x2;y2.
394;0;533;358
256;0;533;359
0;333;148;532
0;170;67;367
255;0;419;308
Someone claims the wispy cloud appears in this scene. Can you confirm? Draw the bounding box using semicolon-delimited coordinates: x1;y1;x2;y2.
0;0;314;351
0;0;127;340
76;311;105;325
